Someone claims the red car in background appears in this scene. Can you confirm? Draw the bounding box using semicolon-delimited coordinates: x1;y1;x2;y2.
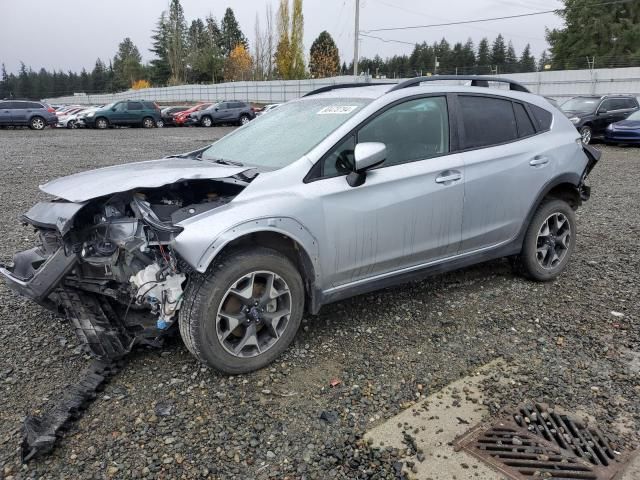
173;103;212;126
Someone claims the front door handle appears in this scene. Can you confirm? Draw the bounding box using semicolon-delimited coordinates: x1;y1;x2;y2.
529;156;549;167
435;171;462;184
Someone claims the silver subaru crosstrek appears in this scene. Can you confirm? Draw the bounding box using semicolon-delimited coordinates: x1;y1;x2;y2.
1;76;599;374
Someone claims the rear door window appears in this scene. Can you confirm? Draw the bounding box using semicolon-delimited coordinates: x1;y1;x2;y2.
127;102;143;110
458;95;518;149
513;103;536;138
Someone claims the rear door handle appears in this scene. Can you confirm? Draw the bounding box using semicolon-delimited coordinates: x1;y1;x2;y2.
529;156;549;167
435;171;462;184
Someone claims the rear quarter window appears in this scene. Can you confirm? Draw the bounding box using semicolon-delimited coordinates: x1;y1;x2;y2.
513;103;536;138
529;104;553;131
458;95;518;149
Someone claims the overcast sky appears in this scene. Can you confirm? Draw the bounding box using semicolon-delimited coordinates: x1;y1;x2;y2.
1;0;564;74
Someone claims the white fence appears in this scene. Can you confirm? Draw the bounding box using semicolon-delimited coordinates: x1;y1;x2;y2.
44;68;640;105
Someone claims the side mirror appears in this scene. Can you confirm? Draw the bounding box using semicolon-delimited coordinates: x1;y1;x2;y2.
347;142;386;187
597;108;607;114
111;107;117;111
214;107;219;111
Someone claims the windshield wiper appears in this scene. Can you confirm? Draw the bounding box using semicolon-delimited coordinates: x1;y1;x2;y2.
212;158;244;167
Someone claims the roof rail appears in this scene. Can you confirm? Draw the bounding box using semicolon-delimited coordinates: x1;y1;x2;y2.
388;75;530;93
303;82;393;97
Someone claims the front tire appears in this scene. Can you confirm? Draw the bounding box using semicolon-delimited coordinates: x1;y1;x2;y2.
179;248;304;374
239;114;251;126
95;117;109;129
29;116;46;130
200;115;213;127
518;199;576;281
580;125;592;144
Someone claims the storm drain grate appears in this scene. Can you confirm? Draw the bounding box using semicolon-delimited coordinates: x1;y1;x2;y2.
455;403;629;480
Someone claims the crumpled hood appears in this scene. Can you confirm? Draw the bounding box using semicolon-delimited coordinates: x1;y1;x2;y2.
40;158;249;202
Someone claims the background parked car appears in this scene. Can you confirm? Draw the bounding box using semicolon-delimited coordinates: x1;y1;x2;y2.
605;109;640;145
560;94;639;144
81;100;162;129
255;103;282;116
190;101;255;127
173;103;212;126
0;100;57;130
56;107;86;128
160;106;189;126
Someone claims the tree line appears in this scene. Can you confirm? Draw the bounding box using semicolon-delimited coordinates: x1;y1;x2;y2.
0;0;637;100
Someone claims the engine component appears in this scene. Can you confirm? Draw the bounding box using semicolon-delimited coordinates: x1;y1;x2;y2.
130;263;186;329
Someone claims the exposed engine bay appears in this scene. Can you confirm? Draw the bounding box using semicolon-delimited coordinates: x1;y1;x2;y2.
3;178;246;356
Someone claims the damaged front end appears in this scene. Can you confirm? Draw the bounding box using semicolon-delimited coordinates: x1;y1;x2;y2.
0;160;255;461
1;177;246;359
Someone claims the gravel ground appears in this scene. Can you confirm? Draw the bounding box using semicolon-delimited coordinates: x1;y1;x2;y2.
0;128;638;479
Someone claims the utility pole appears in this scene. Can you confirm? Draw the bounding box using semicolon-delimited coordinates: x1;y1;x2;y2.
354;0;360;77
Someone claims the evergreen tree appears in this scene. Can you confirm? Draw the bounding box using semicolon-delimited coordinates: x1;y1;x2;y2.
519;44;536;72
504;40;518;73
221;8;248;56
309;31;340;78
150;11;172;86
547;0;640;69
477;37;491;73
461;39;476;70
112;37;144;90
538;51;551;71
92;59;107;93
490;34;506;70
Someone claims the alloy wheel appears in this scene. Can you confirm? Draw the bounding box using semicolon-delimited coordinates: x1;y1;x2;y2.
240;115;250;125
31;118;45;130
580;127;592;144
156;119;164;128
201;116;212;127
536;212;571;269
143;117;154;128
215;271;291;358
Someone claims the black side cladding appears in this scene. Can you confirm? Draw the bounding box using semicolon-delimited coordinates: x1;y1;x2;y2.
21;359;125;462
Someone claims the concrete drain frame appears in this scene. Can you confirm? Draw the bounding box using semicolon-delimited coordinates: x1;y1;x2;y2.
455;403;630;480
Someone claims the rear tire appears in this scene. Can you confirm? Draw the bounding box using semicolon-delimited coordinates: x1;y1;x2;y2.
29;116;46;130
179;247;304;374
142;117;155;128
518;199;576;281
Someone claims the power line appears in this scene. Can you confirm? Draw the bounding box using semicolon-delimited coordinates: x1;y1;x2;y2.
369;0;546;42
360;32;415;46
362;0;632;33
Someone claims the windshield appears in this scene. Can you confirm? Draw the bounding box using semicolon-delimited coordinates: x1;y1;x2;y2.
201;98;371;168
627;110;640;121
561;97;599;113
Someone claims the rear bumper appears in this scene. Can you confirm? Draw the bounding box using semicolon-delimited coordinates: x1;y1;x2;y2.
0;247;77;302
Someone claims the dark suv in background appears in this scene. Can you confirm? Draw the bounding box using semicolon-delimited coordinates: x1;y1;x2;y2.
560;94;639;144
0;100;58;130
81;100;162;129
190;101;255;127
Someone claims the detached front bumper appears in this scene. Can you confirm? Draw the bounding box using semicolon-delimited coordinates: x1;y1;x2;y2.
0;247;77;302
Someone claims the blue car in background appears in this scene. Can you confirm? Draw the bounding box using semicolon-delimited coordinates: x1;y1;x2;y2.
605;110;640;145
0;100;58;130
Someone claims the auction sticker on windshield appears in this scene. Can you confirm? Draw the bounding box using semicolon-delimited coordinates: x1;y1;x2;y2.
317;105;359;115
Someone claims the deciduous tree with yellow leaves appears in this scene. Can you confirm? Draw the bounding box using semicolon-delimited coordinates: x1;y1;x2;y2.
225;44;253;81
